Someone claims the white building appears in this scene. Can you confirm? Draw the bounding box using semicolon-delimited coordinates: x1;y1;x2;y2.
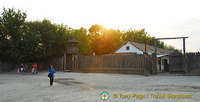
115;41;173;72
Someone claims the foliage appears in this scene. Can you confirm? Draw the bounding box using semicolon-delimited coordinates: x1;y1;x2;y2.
164;44;182;52
25;20;71;59
0;8;175;62
74;27;92;55
88;25;123;55
0;8;26;62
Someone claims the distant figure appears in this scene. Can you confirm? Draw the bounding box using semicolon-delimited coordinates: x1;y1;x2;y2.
24;64;27;72
20;63;24;73
17;67;20;74
34;63;38;74
48;65;55;87
31;64;35;74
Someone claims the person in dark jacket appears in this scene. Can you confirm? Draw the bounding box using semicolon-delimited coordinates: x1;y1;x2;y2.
48;65;55;87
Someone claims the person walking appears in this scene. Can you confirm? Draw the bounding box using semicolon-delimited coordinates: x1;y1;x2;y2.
24;64;27;72
17;67;20;74
31;64;35;74
34;63;38;74
20;63;24;73
48;65;55;87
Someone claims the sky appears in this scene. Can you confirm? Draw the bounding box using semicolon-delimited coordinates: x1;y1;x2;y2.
1;0;200;52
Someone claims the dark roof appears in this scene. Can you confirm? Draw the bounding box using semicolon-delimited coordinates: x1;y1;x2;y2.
129;41;173;55
67;38;79;43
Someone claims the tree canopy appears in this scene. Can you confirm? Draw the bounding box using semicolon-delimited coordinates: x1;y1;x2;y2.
0;8;177;62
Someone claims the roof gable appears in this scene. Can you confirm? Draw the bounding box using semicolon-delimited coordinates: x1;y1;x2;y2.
114;41;173;55
115;42;143;54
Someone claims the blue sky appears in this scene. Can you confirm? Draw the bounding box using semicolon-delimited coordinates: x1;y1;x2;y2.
1;0;200;52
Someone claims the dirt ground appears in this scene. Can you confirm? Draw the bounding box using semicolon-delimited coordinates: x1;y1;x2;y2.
0;71;199;102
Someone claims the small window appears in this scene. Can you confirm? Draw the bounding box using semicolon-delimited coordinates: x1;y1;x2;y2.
126;46;130;50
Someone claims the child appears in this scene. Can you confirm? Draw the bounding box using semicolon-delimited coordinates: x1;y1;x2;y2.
32;67;34;74
24;64;27;72
34;63;37;74
17;68;20;74
20;63;24;73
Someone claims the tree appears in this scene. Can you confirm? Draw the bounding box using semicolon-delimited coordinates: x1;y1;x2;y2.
88;24;123;55
0;8;177;62
26;20;71;58
88;24;105;55
122;29;148;43
0;8;27;62
74;27;92;55
121;28;165;49
100;28;123;54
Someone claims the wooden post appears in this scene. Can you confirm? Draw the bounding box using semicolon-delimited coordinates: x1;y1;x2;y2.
154;40;157;56
63;54;66;71
183;38;186;55
145;39;147;54
72;54;74;71
183;38;187;72
153;39;157;74
152;53;157;74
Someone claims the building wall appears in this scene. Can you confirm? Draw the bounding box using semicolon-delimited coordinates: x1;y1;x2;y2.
114;42;170;72
115;42;143;54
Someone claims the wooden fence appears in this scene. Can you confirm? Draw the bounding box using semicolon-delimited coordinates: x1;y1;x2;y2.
186;52;200;72
36;56;64;71
169;52;200;73
78;54;152;74
0;56;64;73
169;52;184;72
0;62;17;72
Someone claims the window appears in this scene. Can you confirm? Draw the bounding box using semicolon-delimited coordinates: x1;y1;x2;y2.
126;46;130;50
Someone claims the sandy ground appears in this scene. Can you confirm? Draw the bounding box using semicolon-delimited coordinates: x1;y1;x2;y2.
0;71;199;102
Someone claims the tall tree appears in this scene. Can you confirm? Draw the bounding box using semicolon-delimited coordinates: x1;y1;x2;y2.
0;8;26;61
88;24;105;55
88;24;123;55
74;27;92;55
100;28;123;54
26;20;71;57
121;28;165;48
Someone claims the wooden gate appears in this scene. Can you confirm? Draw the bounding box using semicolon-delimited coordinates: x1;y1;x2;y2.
65;54;79;71
66;54;73;71
169;52;184;72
